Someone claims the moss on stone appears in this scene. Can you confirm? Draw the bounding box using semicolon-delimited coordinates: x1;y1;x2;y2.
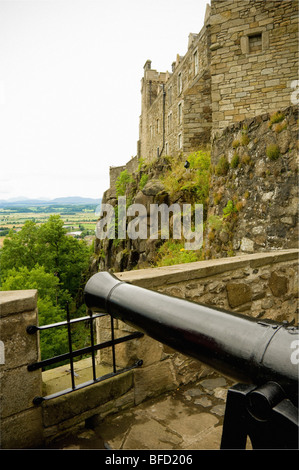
266;143;280;160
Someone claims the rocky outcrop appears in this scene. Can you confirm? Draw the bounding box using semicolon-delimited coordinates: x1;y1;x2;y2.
94;157;174;272
94;105;298;273
205;105;298;258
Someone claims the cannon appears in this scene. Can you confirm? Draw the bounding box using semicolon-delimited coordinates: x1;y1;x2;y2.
84;271;299;449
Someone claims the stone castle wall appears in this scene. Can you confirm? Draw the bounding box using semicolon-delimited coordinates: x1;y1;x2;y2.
206;104;298;258
138;0;298;161
139;16;212;161
211;0;298;135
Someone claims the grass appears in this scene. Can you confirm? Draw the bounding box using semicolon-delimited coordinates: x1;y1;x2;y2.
116;169;134;196
161;150;211;204
215;156;229;176
223;200;237;217
273;122;287;133
230;153;239;169
240;133;249;146
155;240;203;267
266;144;280;160
269;111;285;127
139;174;149;190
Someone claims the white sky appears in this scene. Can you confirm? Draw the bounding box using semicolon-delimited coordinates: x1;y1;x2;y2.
0;0;209;200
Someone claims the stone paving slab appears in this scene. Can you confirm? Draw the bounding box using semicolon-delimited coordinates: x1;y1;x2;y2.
47;373;237;450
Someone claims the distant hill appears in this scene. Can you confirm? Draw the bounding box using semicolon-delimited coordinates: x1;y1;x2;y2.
0;197;101;207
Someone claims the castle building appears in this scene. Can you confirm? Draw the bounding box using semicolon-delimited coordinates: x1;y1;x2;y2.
137;0;298;162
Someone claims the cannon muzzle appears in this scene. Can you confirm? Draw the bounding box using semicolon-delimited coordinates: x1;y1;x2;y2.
84;272;298;407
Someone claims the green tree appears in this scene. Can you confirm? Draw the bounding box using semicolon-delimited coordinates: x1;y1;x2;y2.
0;266;68;362
0;215;91;301
36;297;69;361
0;221;41;275
0;265;59;300
0;215;92;364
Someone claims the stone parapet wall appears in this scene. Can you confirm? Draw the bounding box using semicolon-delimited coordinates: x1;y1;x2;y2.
126;155;139;174
0;290;43;449
114;250;298;323
108;165;126;197
96;249;298;410
0;289;183;448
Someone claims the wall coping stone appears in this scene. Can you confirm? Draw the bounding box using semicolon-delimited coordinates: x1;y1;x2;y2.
0;290;38;317
115;250;299;288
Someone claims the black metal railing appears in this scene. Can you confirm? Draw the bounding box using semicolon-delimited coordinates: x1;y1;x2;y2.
27;304;143;405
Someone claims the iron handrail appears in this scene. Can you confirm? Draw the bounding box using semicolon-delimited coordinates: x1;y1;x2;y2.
27;330;143;371
27;304;144;403
26;312;106;333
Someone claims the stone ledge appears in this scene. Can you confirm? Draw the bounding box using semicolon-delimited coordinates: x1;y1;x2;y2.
42;369;134;428
0;290;37;317
115;250;299;288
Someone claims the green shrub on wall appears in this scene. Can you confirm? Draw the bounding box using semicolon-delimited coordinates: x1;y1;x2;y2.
230;153;239;169
215;156;229;175
266;144;280;160
139;173;149;190
116;170;134;196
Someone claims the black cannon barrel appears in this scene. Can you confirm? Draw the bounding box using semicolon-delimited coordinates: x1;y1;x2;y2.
84;272;299;406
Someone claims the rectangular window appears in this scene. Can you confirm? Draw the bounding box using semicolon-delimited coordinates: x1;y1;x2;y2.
168;112;173;134
168;86;172;106
249;33;262;53
178;102;182;125
194;49;199;75
178;133;182;150
178;72;182;95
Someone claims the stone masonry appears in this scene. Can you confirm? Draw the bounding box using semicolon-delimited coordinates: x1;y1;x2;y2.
211;0;298;135
97;249;299;376
207;104;298;258
138;9;212;161
0;290;43;449
137;0;298;161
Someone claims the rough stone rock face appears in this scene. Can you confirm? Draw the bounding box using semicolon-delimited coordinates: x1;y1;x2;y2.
94;158;172;273
141;180;165;197
93;106;298;273
226;282;252;308
206;105;298;259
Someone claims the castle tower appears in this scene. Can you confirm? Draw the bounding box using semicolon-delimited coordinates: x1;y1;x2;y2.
137;4;212;162
138;60;167;161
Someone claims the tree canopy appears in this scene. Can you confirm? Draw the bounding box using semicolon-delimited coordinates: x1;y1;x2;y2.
0;215;92;364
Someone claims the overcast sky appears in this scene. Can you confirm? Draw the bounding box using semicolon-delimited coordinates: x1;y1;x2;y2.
0;0;209;201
